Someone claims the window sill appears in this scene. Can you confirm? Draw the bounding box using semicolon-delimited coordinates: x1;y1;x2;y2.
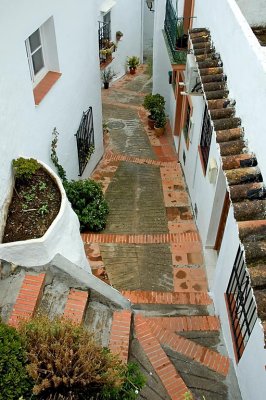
33;71;62;105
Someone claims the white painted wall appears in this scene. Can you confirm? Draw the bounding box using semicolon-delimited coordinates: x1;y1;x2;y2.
0;161;90;272
0;0;104;224
153;0;177;131
235;0;266;26
98;0;143;80
193;0;266;183
143;1;154;61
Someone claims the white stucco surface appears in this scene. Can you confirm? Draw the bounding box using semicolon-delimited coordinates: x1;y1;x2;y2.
0;0;104;221
98;0;143;80
0;161;90;272
143;1;154;61
235;0;266;26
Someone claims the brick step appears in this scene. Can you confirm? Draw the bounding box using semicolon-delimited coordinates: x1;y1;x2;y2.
105;151;177;167
9;273;46;328
63;289;89;324
146;319;230;376
145;316;220;332
109;310;132;363
81;232;200;245
135;315;191;400
121;290;212;306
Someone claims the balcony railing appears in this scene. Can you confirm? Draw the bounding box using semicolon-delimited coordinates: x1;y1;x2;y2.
75;107;95;176
164;0;187;64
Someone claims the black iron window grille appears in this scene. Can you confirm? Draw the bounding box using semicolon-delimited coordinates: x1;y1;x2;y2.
200;105;212;172
164;0;188;64
75;107;95;176
226;246;257;361
183;101;191;144
98;21;111;61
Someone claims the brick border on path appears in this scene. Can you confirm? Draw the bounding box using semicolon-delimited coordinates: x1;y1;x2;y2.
135;315;191;400
9;273;46;328
146;319;230;377
109;310;132;363
105;151;177;166
81;232;200;245
122;290;212;305
145;316;220;332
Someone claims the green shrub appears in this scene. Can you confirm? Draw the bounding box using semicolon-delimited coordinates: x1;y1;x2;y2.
143;93;165;119
101;362;146;400
19;316;126;399
64;179;109;231
13;157;40;181
0;321;32;400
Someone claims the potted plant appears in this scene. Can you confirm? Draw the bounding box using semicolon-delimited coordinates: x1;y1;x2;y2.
143;93;166;129
116;31;123;41
154;109;167;136
127;56;140;74
101;68;117;89
176;20;188;49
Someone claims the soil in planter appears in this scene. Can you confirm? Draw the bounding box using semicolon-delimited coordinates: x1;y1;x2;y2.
3;168;61;243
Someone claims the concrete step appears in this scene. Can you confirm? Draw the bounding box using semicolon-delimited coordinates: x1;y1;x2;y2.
63;289;89;324
122;290;212;306
109;310;132;363
8;273;46;327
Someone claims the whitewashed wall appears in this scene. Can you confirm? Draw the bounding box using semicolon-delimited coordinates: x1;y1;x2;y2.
143;0;154;61
0;0;104;225
235;0;266;26
193;0;266;183
98;0;143;80
153;0;176;131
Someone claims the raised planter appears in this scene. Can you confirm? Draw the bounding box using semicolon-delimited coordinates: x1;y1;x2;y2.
0;160;90;272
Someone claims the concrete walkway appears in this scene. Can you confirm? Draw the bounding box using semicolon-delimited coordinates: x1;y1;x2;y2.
82;66;242;400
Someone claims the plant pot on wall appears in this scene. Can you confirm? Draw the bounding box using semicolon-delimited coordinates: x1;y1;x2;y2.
129;67;136;75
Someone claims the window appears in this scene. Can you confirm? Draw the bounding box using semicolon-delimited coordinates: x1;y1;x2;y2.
25;17;61;105
199;105;212;173
75;107;95;176
182;98;193;148
25;28;46;83
226;246;257;361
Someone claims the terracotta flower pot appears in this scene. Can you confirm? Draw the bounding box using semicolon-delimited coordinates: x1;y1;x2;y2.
148;115;155;129
129;67;136;75
154;126;165;137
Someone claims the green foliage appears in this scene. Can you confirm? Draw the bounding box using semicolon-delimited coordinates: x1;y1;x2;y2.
38;203;49;217
13;157;40;181
154;109;167;128
64;179;109;231
101;362;146;400
143;93;165;118
101;68;117;83
19;316;126;399
116;31;123;39
127;56;140;69
51;128;67;183
0;321;32;400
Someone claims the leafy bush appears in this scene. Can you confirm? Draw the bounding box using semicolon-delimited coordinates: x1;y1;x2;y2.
0;321;32;400
143;93;165;119
19;316;126;399
13;157;40;181
101;362;146;400
64;179;109;231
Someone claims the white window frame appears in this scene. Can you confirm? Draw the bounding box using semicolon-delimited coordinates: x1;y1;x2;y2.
25;27;47;87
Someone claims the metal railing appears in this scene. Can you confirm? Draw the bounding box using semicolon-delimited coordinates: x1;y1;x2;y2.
164;0;187;64
226;246;257;361
200;105;213;172
75;107;95;176
98;21;110;61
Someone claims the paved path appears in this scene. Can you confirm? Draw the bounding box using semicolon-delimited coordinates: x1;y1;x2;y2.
82;66;242;400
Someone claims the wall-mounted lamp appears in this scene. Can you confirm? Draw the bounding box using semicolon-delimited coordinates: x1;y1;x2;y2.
146;0;154;12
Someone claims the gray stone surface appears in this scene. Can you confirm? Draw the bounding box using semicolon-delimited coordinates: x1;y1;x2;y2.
104;162;168;234
107;90;145;105
0;269;25;322
133;304;211;317
100;244;173;291
38;276;69;318
124;75;153;93
84;300;113;347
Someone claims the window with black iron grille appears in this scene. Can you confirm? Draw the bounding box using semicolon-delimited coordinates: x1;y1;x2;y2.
200;105;212;172
98;20;111;62
75;107;95;176
183;101;191;145
226;246;257;361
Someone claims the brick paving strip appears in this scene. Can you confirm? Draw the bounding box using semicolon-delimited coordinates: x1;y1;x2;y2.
135;315;191;400
104;151;177;166
81;232;200;244
145;316;220;332
145;318;230;377
121;290;212;306
63;289;89;324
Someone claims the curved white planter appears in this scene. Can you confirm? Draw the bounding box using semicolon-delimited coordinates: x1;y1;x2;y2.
0;160;91;272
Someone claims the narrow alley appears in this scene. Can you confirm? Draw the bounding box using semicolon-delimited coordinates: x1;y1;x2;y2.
82;67;242;400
